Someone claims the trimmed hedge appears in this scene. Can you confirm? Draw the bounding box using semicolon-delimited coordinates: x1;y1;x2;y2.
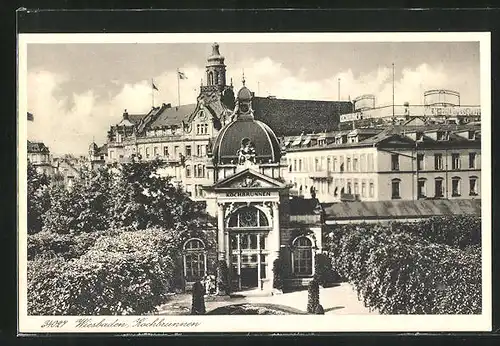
27;228;177;315
326;223;481;314
391;215;481;249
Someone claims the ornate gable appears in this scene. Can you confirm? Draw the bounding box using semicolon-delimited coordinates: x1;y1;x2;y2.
209;168;287;190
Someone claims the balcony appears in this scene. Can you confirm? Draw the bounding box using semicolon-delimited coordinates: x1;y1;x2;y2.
309;170;332;179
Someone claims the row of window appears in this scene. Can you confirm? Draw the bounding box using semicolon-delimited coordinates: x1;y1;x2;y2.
294;178;376;198
185;164;206;178
136;144;209;159
390;152;478;171
183;235;315;282
391;176;479;199
288;153;375;173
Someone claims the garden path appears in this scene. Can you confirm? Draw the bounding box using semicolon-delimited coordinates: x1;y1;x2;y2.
156;283;378;315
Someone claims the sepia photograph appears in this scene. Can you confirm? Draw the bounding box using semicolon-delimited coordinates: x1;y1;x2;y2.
17;32;491;333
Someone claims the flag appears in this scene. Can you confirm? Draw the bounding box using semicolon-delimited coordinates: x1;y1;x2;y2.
152;81;159;91
178;70;188;80
27;112;34;121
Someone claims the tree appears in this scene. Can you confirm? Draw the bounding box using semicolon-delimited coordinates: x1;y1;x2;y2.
27;162;51;234
306;279;324;315
191;281;206;315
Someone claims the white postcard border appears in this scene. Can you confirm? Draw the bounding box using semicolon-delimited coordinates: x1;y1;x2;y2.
17;32;492;334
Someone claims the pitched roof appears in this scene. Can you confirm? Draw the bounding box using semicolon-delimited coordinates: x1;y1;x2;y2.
128;113;148;124
147;104;197;129
252;97;354;136
27;141;50;153
323;199;481;221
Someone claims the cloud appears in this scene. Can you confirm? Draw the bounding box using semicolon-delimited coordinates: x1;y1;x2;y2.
27;57;479;156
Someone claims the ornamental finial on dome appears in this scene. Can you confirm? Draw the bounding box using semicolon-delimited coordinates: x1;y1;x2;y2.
212;42;221;56
242;69;246;86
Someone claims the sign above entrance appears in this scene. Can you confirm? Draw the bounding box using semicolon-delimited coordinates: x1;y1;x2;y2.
225;191;272;198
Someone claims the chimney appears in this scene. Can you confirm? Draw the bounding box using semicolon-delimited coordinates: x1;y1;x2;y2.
123;109;129;120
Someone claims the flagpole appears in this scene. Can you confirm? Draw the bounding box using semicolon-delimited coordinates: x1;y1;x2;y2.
152;78;154;108
392;63;395;123
177;68;180;107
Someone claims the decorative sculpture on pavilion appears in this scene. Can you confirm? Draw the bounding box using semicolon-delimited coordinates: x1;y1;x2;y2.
237;137;256;165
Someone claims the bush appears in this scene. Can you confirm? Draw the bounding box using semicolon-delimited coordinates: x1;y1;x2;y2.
216;260;229;295
27;229;177;315
314;253;339;286
325;223;481;314
272;257;286;290
191;281;206;315
306;279;324;314
391;215;481;249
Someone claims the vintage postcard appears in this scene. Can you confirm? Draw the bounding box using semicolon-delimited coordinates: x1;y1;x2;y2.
18;32;491;334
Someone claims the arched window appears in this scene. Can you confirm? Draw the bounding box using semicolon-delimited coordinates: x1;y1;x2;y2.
228;206;269;228
451;176;461;197
292;236;313;276
208;71;214;85
391;178;401;199
183;239;206;282
435;177;444;198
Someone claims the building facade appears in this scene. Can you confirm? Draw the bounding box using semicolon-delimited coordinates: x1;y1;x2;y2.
283;118;481;203
27;141;54;176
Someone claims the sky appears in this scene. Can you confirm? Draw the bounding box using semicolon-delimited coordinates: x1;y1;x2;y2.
26;41;481;156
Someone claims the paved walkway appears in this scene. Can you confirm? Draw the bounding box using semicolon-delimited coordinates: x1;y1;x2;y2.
157;283;378;315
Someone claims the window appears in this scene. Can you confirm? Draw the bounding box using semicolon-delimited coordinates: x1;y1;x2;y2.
369;181;375;197
293;237;313;276
354;181;359;195
353;157;359;171
183;239;206;282
145;148;150;158
196;145;202;157
451;153;460;170
153;147;158;156
469;176;478;196
468;130;475;140
163;146;169;157
435;178;444;198
360;154;366;172
437;131;448;141
196;164;204;178
469;152;477;169
418;178;427;198
346;157;351;172
417;154;424;171
185;165;191;178
391;154;399;171
315;158;319;171
185;145;192;157
452;177;461;197
196;124;200;135
333;157;337;172
361;182;366;197
228;206;269;228
174;146;180;157
109;150;114;160
346;181;352;194
434;154;443;170
327;157;331;171
391;179;401;199
299;159;303;172
294;159;297;172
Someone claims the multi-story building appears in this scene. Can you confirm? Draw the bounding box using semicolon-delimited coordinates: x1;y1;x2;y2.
27;141;54;176
96;42;353;202
283;117;481;203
